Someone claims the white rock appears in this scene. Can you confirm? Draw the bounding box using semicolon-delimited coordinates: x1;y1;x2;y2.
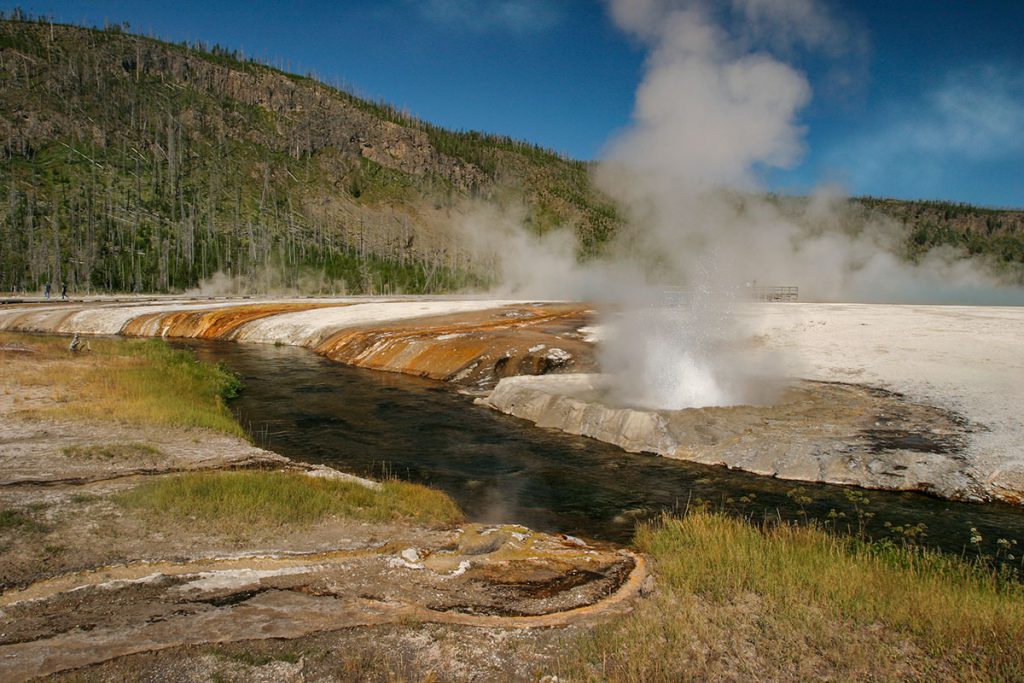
447;560;471;578
545;347;572;363
387;557;424;570
303;465;381;490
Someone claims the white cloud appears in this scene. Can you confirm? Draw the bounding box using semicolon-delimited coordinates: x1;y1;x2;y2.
608;0;866;56
416;0;563;33
923;69;1024;158
831;66;1024;193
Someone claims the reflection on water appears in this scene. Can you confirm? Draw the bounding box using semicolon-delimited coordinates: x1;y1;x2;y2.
185;341;1024;558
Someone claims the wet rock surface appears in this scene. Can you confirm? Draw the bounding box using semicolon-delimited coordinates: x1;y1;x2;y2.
481;375;984;500
315;303;595;389
0;524;642;680
119;302;344;340
0;331;642;680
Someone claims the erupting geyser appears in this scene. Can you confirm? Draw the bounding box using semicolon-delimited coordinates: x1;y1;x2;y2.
586;0;833;410
531;0;1021;411
600;295;779;410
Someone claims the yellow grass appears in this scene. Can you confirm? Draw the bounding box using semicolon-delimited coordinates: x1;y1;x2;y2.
1;333;244;436
561;512;1024;681
117;471;464;529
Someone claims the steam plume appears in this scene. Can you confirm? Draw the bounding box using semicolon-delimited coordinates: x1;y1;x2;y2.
464;0;1024;410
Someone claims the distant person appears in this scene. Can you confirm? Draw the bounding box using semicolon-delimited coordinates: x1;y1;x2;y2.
60;283;67;300
44;282;51;299
68;332;90;353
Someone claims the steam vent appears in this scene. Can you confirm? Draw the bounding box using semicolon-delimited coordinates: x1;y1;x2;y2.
2;297;1021;504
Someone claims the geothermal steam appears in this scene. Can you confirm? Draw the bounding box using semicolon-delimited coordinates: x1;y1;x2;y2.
466;0;1023;410
589;0;817;409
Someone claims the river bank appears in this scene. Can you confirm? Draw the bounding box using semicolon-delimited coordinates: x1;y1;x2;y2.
0;333;643;681
3;332;1023;681
2;296;1022;504
188;338;1024;558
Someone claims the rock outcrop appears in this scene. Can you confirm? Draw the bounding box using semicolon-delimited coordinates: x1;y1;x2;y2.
479;373;987;502
0;298;595;389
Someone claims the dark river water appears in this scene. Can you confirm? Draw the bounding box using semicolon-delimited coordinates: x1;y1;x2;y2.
184;340;1024;560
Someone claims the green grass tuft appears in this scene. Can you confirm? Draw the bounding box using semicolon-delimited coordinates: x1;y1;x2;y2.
116;470;463;529
0;509;48;534
561;511;1024;681
5;333;245;437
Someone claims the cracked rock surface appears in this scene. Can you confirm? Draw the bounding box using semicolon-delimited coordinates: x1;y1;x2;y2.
482;375;984;501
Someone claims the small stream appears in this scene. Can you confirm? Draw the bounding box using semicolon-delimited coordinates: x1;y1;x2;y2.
185;340;1024;559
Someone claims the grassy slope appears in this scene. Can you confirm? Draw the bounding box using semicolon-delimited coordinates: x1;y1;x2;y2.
3;332;244;435
0;18;617;294
563;511;1023;681
118;470;463;529
1;331;463;535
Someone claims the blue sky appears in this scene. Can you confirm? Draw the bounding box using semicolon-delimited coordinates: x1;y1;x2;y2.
3;1;1022;208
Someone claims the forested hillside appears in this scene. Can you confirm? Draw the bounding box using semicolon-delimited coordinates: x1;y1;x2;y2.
0;16;618;294
0;16;1020;295
855;197;1024;266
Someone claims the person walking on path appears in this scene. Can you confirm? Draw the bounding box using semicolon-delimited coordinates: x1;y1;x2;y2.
44;282;50;299
60;283;67;300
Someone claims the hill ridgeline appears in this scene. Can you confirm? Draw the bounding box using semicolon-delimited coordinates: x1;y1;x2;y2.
0;17;1020;295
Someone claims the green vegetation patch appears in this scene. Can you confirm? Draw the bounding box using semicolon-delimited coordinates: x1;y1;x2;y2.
563;511;1024;681
116;471;463;528
94;340;244;435
0;508;48;534
5;333;244;437
0;18;623;295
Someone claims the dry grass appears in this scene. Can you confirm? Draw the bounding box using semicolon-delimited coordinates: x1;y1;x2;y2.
1;332;244;436
205;640;426;682
560;511;1024;681
62;443;162;460
116;471;463;530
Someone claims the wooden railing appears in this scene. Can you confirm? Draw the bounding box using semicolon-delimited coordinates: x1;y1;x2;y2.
659;285;799;305
752;286;799;302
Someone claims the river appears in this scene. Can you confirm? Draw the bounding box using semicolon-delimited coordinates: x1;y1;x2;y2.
185;340;1024;560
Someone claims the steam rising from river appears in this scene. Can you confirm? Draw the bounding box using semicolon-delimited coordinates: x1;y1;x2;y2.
461;0;1024;410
